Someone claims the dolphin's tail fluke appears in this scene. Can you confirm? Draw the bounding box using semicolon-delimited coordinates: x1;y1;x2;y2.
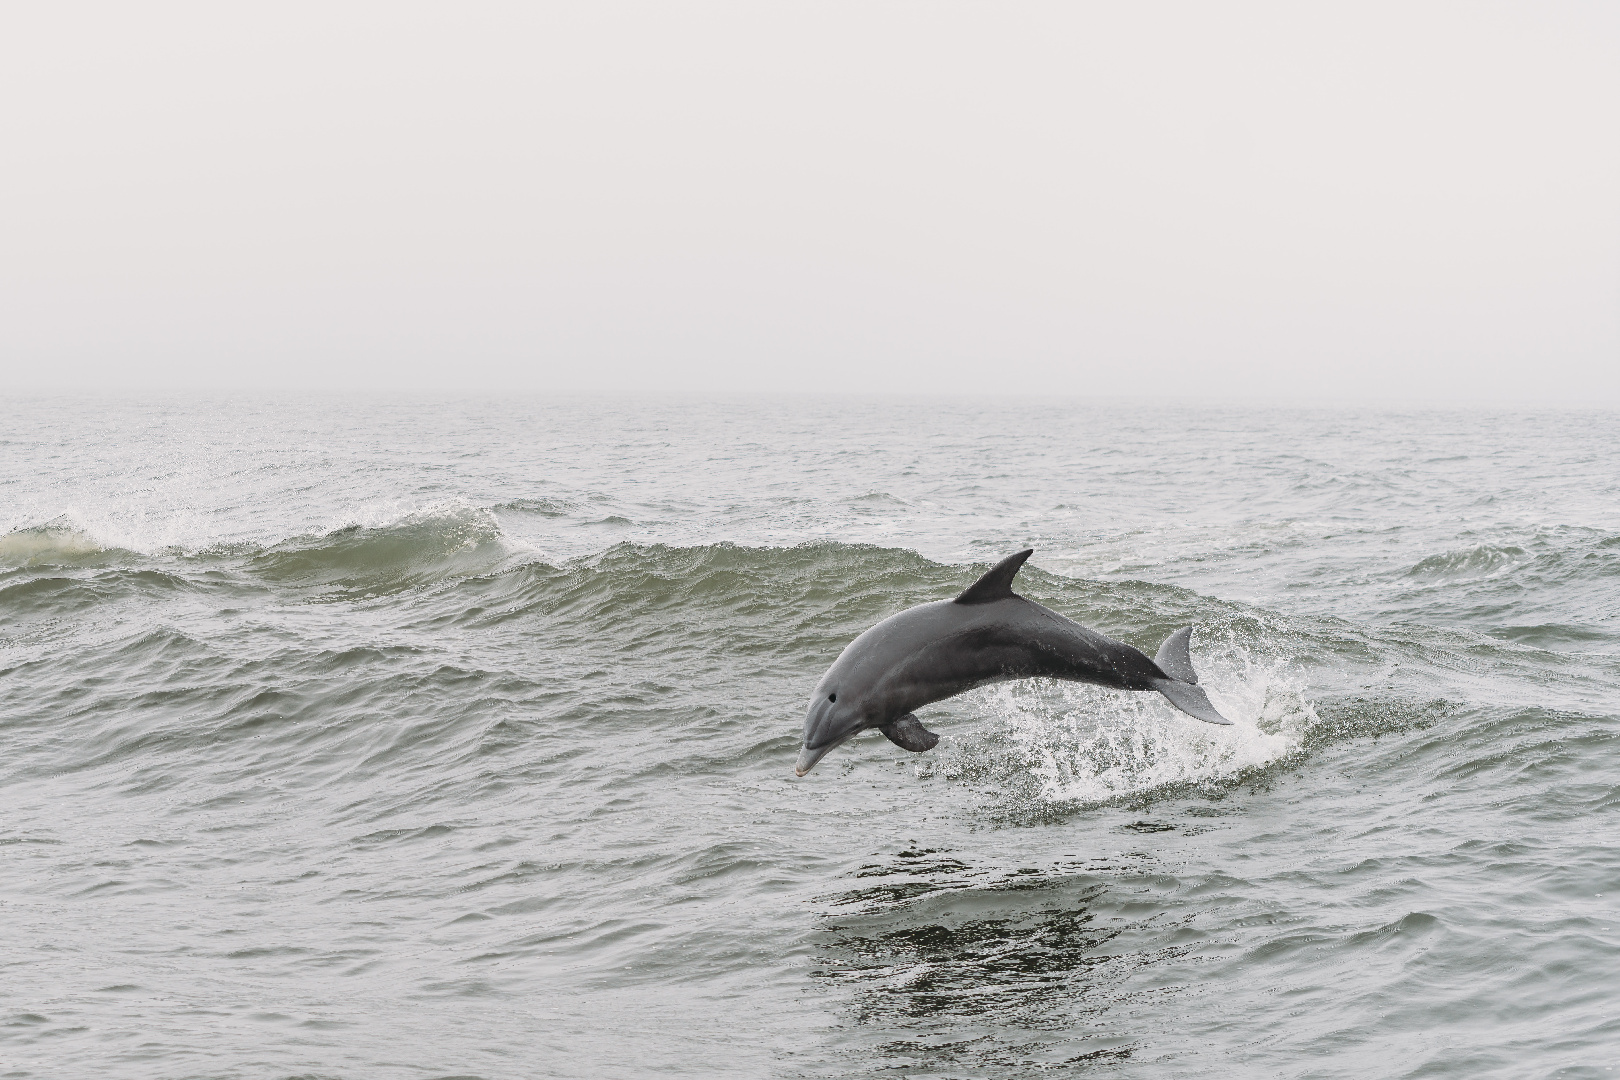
1151;626;1233;725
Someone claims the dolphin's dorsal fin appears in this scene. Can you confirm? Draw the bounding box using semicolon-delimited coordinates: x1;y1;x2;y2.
955;549;1034;604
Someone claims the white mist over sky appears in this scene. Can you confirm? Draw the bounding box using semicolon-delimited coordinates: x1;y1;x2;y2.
2;2;1617;402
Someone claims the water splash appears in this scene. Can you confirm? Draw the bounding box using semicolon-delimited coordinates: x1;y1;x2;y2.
938;647;1318;808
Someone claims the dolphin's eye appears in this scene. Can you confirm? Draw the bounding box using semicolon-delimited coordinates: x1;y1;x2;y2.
828;693;837;703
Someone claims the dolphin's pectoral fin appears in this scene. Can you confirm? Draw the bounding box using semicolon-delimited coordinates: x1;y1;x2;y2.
879;713;940;752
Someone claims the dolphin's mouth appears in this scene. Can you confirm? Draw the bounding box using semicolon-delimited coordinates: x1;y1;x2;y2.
793;730;859;777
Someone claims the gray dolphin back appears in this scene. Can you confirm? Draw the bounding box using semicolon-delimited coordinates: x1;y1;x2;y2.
959;553;1233;726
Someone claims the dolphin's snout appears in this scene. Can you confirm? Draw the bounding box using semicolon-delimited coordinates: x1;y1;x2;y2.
797;693;846;776
793;722;863;776
793;741;832;777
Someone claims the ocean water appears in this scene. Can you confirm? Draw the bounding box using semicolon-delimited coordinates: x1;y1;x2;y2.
1;394;1616;1079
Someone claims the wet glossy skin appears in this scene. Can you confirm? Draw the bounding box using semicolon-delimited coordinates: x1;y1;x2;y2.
798;594;1168;774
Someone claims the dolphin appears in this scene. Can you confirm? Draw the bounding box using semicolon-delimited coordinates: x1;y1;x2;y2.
794;548;1232;776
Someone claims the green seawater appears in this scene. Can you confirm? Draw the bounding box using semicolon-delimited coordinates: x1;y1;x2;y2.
2;395;1617;1078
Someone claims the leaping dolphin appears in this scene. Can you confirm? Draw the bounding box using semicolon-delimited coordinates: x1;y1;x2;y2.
794;549;1232;776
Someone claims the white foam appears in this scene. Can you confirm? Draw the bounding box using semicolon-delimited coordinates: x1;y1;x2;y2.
970;648;1317;806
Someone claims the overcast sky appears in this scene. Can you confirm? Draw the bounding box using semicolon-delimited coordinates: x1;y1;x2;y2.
3;2;1616;401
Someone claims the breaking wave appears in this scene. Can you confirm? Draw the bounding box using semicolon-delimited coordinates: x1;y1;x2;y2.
0;519;118;567
1405;543;1530;580
245;503;520;592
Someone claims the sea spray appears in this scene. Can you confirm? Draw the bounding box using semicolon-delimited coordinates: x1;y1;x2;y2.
923;646;1318;810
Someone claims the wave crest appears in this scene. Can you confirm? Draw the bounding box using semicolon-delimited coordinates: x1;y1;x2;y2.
1405;544;1529;580
247;504;515;592
0;519;114;567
